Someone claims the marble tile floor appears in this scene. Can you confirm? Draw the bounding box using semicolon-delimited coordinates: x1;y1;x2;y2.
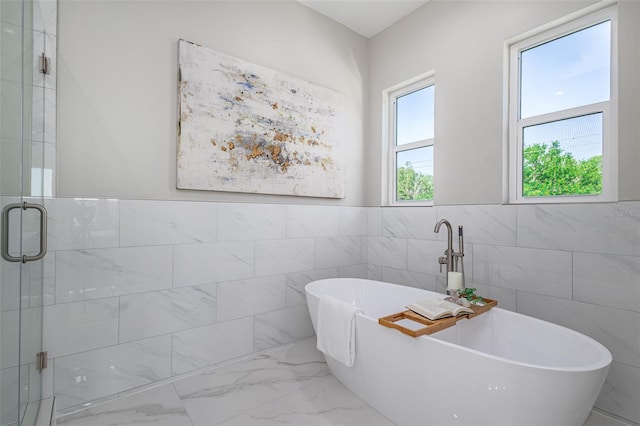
55;338;628;426
55;338;392;426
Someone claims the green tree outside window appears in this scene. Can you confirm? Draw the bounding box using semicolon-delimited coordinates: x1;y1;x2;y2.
522;141;602;197
397;162;434;201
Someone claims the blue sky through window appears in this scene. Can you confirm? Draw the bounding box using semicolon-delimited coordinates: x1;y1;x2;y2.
520;20;610;162
396;85;434;146
520;20;610;119
395;85;434;177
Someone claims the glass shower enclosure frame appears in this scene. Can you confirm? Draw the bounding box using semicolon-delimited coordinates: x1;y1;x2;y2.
1;0;52;424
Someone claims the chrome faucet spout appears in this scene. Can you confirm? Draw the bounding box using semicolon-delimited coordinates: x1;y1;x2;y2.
433;218;450;234
434;219;454;274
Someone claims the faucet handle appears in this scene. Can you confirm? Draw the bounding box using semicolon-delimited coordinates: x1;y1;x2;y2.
437;256;447;272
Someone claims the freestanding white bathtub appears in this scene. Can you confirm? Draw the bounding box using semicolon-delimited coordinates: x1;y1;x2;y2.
305;278;611;426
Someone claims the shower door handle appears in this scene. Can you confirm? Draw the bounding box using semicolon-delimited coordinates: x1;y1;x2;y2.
1;202;48;263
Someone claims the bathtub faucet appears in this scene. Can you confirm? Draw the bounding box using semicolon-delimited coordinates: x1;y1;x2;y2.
433;219;465;294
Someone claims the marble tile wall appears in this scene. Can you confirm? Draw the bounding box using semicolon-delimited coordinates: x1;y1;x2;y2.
368;202;640;425
40;198;368;410
32;197;640;425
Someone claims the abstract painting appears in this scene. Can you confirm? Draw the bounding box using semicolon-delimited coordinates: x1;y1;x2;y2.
177;39;346;198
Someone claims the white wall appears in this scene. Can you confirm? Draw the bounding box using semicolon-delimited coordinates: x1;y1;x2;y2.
366;0;640;205
617;0;640;201
57;0;368;205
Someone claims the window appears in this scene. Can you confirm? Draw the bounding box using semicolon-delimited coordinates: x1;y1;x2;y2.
507;6;617;203
386;75;435;205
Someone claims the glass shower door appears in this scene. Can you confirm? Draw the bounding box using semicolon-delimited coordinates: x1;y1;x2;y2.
1;0;48;424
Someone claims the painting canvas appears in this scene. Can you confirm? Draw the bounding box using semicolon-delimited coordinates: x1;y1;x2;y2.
177;39;346;198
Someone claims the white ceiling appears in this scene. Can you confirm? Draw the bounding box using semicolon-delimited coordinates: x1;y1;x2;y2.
298;0;429;38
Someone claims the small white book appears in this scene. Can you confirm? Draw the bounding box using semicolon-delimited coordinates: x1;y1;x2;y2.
407;299;474;321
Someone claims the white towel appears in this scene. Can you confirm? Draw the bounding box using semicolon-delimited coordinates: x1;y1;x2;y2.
316;295;362;367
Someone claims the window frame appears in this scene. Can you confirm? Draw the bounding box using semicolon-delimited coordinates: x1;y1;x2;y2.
385;73;436;207
506;4;618;204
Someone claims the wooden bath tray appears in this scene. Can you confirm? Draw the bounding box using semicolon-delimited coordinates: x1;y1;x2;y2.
378;297;497;337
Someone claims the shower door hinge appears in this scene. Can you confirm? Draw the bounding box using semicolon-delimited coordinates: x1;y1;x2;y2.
39;52;50;75
36;351;48;372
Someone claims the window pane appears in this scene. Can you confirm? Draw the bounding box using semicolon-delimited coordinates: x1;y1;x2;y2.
396;146;433;201
396;85;434;146
522;113;602;197
520;21;610;119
